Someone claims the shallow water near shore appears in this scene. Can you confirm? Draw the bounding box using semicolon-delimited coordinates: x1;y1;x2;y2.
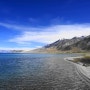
0;53;90;90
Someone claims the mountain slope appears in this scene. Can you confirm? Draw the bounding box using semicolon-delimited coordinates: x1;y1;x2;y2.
72;35;90;50
44;35;90;52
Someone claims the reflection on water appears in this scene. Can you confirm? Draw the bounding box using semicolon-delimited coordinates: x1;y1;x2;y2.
0;53;90;90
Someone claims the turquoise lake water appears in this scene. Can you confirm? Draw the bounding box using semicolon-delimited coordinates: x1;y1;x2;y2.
0;53;90;90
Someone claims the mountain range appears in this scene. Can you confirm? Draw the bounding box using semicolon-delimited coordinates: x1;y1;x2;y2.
31;35;90;53
0;35;90;53
44;35;90;53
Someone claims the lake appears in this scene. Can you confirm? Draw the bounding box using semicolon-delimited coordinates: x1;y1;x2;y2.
0;53;90;90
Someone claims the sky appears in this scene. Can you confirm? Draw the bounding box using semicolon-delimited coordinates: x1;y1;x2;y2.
0;0;90;50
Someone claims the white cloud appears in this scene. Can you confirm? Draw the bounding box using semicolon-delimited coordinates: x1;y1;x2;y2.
0;22;41;31
8;24;90;45
0;22;90;46
9;31;60;44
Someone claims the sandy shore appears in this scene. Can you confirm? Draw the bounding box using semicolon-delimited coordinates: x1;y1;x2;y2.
64;56;90;79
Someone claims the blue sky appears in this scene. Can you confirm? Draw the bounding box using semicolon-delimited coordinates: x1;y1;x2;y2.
0;0;90;50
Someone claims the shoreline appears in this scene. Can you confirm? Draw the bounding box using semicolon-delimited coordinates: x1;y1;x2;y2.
64;56;90;79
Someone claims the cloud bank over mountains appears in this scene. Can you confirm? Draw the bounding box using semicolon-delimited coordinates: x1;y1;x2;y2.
0;22;90;50
8;24;90;44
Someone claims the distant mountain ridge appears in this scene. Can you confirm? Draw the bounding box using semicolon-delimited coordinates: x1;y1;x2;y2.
0;50;23;53
44;35;90;52
0;35;90;53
